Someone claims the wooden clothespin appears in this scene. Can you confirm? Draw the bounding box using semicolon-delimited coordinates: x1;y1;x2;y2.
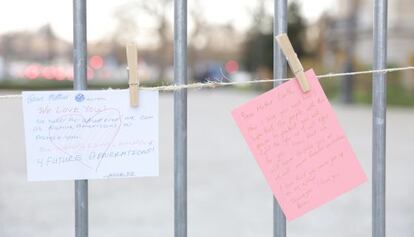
275;33;310;92
126;43;139;107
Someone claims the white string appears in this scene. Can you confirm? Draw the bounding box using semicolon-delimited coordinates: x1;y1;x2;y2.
1;66;413;99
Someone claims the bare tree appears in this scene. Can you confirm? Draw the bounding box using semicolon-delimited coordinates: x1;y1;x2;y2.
246;0;272;34
188;0;208;74
137;0;172;81
112;5;139;44
111;0;173;81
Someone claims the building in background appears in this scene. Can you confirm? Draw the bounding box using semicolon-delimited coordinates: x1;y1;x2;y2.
318;0;414;90
324;0;414;65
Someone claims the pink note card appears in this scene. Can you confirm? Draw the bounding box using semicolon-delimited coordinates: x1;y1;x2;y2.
232;69;367;221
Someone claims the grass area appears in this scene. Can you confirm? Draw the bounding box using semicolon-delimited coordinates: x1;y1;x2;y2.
349;66;414;107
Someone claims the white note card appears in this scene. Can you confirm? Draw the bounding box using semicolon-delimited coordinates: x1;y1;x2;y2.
22;89;159;181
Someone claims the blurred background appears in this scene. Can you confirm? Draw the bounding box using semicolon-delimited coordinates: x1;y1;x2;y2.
0;0;413;104
1;0;414;237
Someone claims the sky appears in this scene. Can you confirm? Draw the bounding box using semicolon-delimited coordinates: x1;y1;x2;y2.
0;0;335;44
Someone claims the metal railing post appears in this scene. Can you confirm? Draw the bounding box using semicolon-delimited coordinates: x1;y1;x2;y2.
174;0;188;236
73;0;88;237
372;0;387;236
273;0;287;236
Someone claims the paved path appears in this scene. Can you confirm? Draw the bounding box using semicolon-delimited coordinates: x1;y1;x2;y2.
0;89;413;237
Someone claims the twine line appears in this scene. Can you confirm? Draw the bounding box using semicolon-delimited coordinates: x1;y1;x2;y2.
0;66;413;99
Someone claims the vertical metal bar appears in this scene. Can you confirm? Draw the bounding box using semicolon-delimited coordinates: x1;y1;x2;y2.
73;0;88;91
341;0;358;104
372;0;387;237
174;0;187;236
73;0;88;237
273;0;287;237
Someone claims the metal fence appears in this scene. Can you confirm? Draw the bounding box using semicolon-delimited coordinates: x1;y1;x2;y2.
71;0;388;237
